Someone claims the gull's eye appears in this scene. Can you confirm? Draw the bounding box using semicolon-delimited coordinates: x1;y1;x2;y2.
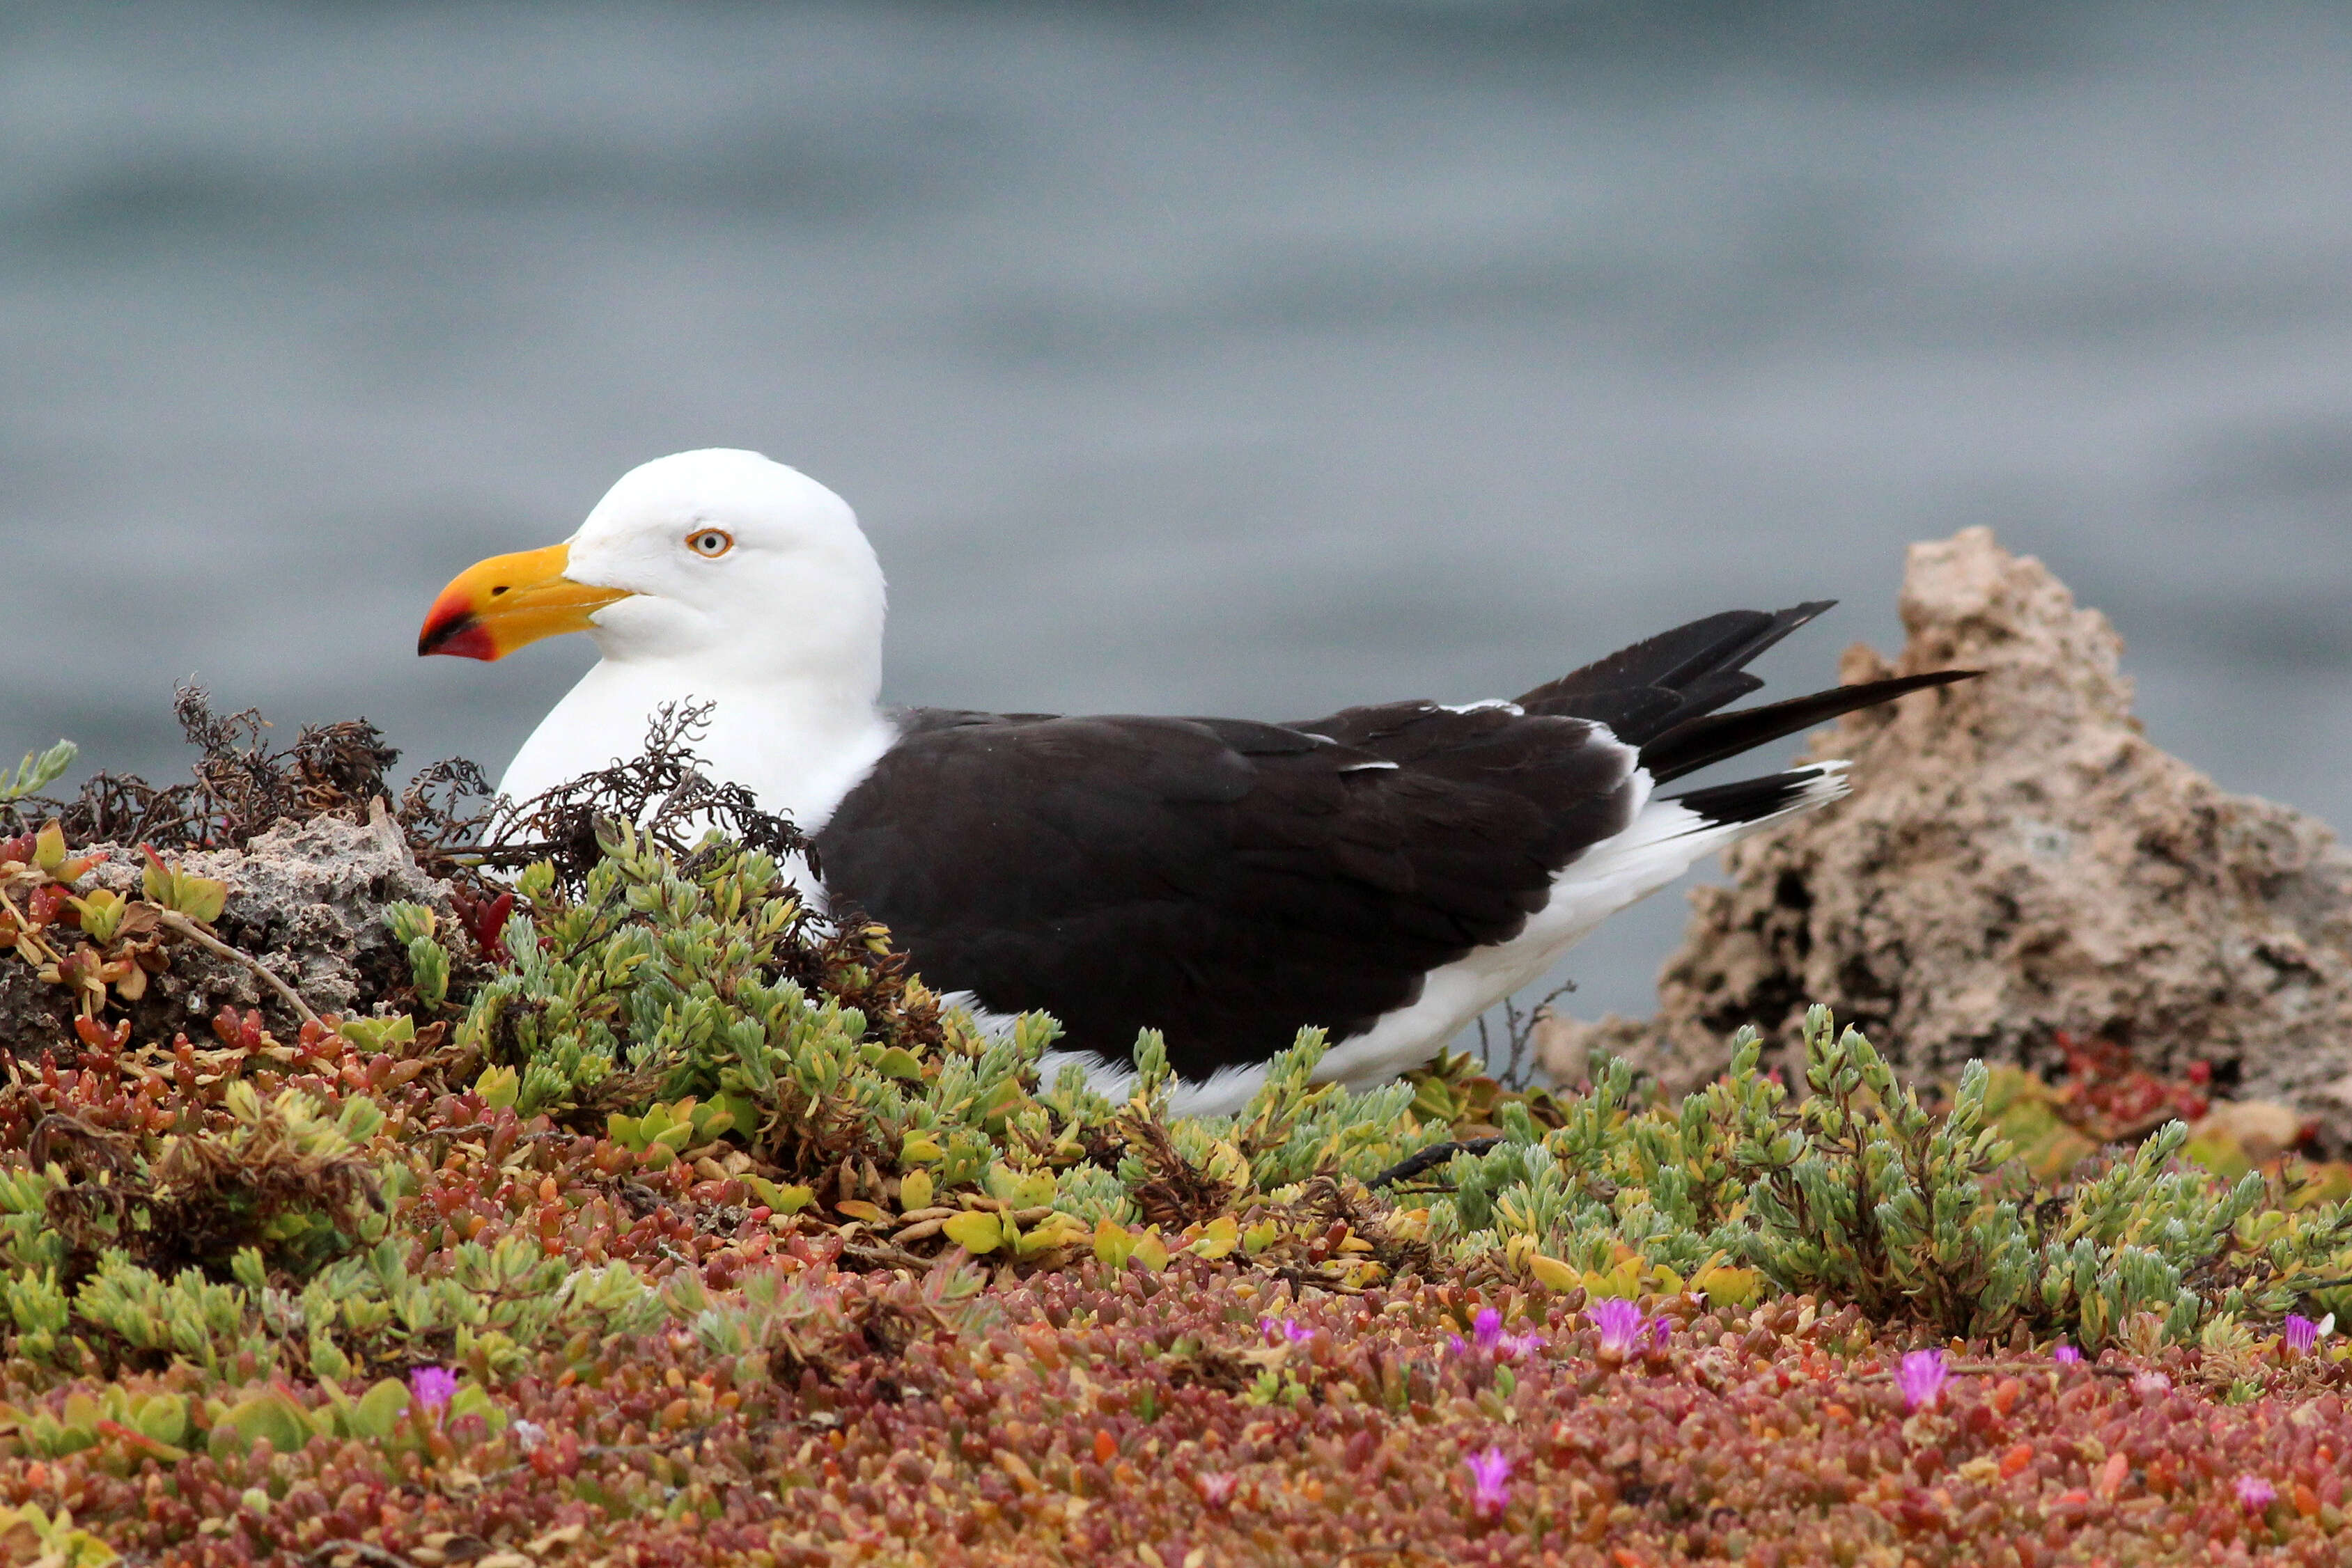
685;528;734;558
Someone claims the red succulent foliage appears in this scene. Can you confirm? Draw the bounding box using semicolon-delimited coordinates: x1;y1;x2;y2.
5;819;2352;1565
9;1260;2352;1566
2050;1031;2212;1143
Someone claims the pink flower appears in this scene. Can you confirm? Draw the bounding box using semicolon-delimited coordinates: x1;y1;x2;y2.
1444;1307;1545;1359
2131;1370;2172;1399
2286;1314;2322;1355
1587;1299;1648;1361
2051;1342;2082;1366
1895;1349;1947;1413
2236;1474;2277;1512
1465;1446;1512;1514
1259;1315;1312;1344
409;1365;458;1410
1197;1472;1238;1508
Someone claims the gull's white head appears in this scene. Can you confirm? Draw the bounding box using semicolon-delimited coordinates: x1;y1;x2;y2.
419;448;886;692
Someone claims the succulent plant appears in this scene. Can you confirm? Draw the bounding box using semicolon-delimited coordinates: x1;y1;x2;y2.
1;799;2351;1561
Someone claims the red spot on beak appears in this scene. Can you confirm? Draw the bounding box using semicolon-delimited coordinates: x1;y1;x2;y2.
418;588;499;660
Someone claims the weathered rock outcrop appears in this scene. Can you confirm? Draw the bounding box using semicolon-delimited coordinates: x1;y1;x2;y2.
1544;527;2352;1149
0;811;457;1046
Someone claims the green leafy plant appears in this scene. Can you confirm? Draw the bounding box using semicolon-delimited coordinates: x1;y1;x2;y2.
0;739;76;803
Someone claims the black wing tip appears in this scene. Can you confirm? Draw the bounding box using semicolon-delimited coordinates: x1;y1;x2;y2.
1639;666;1979;783
1667;765;1844;826
1883;668;1979;691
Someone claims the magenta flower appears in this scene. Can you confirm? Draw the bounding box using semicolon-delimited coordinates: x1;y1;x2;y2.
409;1365;458;1410
2237;1474;2277;1512
1259;1315;1312;1344
1465;1446;1513;1514
1895;1349;1947;1413
1588;1299;1648;1361
2286;1314;2321;1354
2051;1342;2082;1366
1444;1307;1545;1358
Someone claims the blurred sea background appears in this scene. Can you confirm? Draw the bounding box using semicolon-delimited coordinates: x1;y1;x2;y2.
3;1;2349;1028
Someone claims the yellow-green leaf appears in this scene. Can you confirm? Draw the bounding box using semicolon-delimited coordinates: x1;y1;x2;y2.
352;1378;410;1440
134;1393;189;1448
213;1391;306;1457
870;1046;926;1081
1525;1253;1579;1292
1015;1213;1088;1258
942;1211;1008;1255
747;1178;813;1214
1690;1263;1762;1308
474;1065;519;1111
176;874;228;924
898;1169;935;1212
68;889;127;943
1185;1216;1238;1262
1093;1218;1135;1267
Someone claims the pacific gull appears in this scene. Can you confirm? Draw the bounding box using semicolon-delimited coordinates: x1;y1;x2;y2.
419;448;1968;1114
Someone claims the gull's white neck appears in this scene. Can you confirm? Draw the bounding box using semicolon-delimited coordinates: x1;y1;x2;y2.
497;641;897;838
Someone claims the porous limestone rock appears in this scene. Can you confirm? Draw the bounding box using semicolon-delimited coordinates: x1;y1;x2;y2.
1545;527;2352;1150
0;810;458;1048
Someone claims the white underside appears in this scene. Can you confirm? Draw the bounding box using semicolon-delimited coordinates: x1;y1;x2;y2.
1015;758;1853;1118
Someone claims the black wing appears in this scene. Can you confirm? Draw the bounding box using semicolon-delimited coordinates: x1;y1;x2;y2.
1506;601;1971;783
813;707;1639;1079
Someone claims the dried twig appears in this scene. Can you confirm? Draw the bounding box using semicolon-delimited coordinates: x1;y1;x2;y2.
1474;979;1577;1090
1368;1137;1504;1189
309;1544;426;1568
154;909;321;1028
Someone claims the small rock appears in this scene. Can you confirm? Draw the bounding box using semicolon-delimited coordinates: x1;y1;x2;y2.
0;813;458;1050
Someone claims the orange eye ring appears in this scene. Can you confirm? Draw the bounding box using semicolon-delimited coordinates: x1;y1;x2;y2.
685;528;734;558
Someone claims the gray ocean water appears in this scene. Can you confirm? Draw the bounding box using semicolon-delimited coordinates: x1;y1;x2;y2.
3;2;2349;1028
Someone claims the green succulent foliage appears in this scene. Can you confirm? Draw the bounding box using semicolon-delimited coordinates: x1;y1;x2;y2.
1722;1007;2352;1349
605;1094;760;1166
387;824;2352;1355
1423;1005;2352;1350
386;902;453;1011
1427;1055;1757;1283
0;738;76;803
439;823;1062;1182
13;1221;670;1382
6;1382;192;1461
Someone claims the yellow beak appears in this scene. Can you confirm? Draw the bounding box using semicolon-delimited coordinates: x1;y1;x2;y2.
416;543;634;661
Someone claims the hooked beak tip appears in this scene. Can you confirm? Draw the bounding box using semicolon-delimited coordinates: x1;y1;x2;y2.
417;608;499;661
